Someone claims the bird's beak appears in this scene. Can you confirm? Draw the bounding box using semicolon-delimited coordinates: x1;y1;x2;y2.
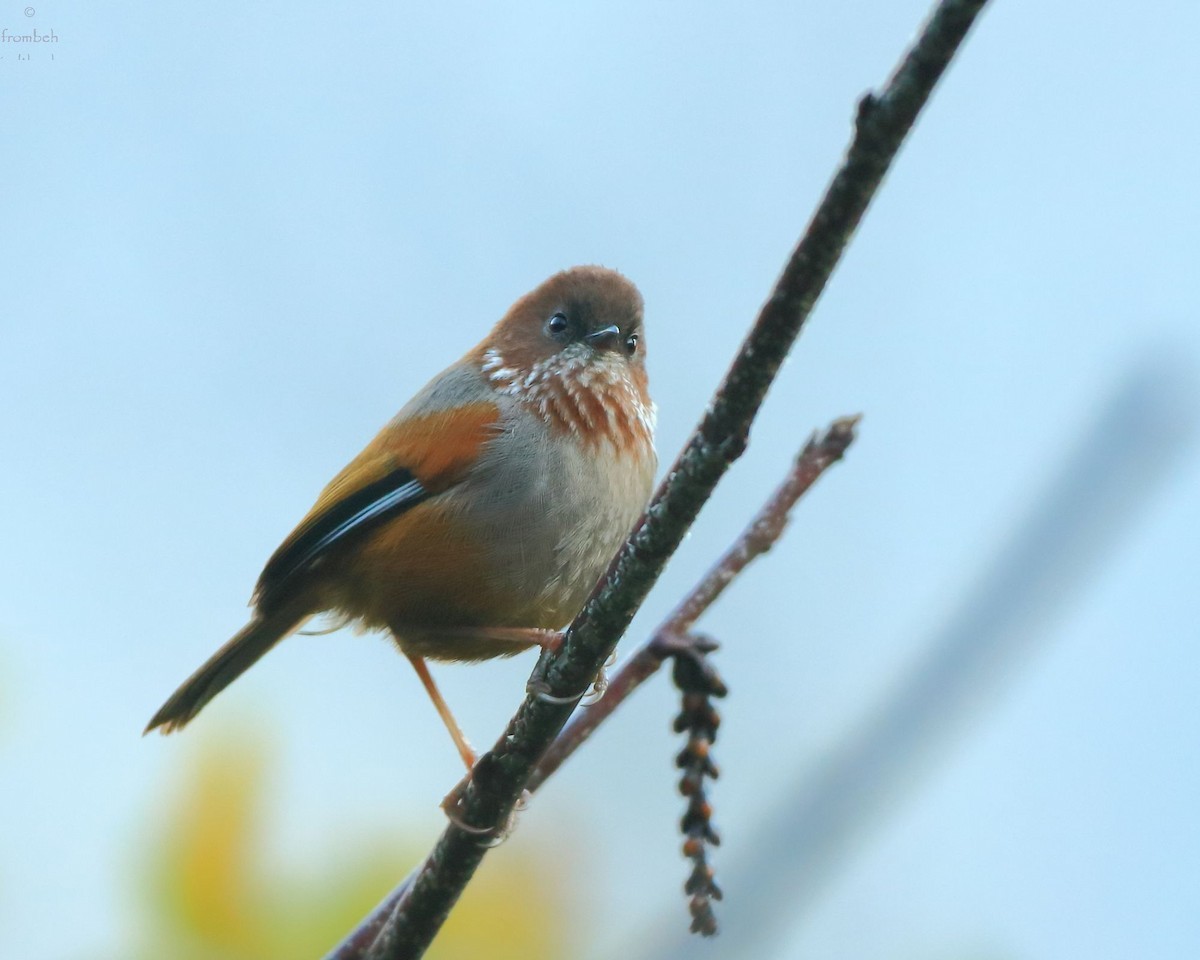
585;324;622;348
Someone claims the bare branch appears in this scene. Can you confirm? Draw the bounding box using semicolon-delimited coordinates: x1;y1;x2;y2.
327;0;992;954
527;415;859;791
664;415;862;637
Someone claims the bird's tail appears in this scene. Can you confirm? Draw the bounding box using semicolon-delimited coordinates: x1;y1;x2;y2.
144;602;309;735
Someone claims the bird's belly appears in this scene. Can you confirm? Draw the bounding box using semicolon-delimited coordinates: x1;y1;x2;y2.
324;421;653;661
326;497;544;632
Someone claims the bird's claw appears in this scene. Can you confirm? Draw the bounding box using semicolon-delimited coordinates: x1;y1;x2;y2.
581;650;617;706
527;648;615;706
441;778;529;847
526;647;587;705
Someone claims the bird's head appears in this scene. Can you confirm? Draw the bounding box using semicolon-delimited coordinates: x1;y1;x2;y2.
475;266;654;452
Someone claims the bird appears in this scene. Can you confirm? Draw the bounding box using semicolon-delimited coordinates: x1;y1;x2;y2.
145;265;657;771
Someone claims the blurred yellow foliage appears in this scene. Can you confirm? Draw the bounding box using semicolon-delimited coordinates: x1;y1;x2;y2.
124;737;570;960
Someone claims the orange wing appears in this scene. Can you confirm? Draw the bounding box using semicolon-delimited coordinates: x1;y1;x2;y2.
253;401;501;612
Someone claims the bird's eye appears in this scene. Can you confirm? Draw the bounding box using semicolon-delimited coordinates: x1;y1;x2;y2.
546;313;568;336
624;333;639;356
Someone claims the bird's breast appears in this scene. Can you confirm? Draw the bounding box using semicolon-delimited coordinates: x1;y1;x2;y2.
454;403;655;626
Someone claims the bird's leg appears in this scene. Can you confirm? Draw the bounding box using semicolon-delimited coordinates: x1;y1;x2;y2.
412;630;576;842
416;626;562;652
409;649;534;843
406;654;476;771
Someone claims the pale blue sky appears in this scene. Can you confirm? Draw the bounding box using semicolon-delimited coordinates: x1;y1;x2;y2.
3;2;1198;958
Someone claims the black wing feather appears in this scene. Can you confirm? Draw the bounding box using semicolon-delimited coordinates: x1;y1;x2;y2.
255;467;428;611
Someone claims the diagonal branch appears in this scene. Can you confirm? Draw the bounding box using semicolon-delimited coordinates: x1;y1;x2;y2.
327;1;991;956
326;418;857;960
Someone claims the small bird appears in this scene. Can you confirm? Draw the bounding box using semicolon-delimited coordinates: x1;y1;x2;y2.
146;266;656;770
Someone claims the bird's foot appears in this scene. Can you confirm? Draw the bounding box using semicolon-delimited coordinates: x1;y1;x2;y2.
581;650;618;706
526;641;615;705
441;777;529;847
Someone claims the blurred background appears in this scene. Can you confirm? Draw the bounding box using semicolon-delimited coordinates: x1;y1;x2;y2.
3;1;1198;957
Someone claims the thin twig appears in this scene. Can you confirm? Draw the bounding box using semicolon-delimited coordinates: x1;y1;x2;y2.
527;415;859;792
328;0;991;954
